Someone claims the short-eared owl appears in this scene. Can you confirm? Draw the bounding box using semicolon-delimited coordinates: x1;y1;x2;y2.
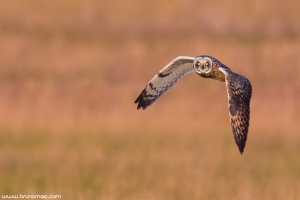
135;55;252;154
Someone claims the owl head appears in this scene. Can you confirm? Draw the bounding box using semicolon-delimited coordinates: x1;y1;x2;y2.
193;56;213;74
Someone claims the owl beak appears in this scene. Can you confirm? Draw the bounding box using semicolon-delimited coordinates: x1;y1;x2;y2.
195;64;204;73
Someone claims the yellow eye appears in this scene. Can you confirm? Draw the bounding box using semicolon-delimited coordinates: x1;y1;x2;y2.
205;62;209;66
197;61;201;66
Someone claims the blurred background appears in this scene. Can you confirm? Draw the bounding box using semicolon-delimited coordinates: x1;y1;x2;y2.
0;0;300;199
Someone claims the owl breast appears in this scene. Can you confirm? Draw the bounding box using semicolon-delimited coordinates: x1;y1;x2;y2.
198;65;225;82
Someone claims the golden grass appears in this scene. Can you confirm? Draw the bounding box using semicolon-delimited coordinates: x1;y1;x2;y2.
0;0;300;199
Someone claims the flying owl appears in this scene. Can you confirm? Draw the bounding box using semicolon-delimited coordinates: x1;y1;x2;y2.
135;55;252;154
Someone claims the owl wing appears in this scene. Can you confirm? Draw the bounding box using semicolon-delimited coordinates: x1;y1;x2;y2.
220;68;252;154
135;56;195;110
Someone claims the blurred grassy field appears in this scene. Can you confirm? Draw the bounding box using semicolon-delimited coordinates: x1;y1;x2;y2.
0;0;300;199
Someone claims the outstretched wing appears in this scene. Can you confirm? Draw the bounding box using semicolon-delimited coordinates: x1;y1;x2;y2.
220;68;252;154
135;56;195;110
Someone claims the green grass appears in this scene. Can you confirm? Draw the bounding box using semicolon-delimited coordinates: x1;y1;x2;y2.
0;128;299;199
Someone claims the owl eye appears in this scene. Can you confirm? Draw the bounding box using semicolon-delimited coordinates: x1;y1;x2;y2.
205;62;209;66
197;61;201;66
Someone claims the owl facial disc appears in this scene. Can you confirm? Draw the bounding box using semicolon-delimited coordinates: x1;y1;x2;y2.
193;57;213;74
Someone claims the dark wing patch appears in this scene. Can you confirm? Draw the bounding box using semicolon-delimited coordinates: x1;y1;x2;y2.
135;56;195;110
225;71;252;154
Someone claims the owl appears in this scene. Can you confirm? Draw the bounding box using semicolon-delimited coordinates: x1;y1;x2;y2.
135;55;252;154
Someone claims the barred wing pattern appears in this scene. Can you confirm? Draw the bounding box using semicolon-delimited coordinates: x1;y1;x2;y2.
224;71;252;154
135;56;194;110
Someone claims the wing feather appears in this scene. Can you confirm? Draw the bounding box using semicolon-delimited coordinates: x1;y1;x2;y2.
221;69;252;154
135;56;195;109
